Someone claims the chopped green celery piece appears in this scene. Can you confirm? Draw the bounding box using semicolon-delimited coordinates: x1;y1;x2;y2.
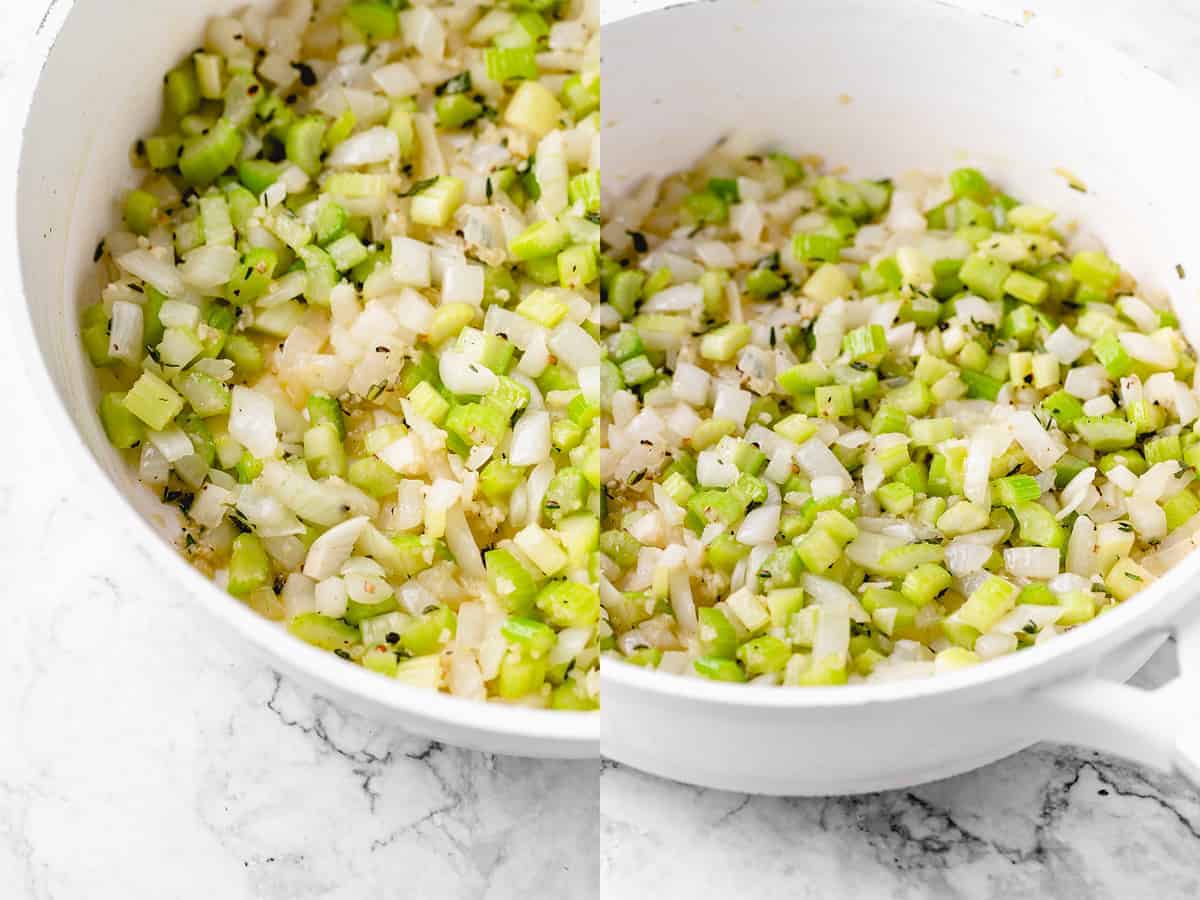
815;384;854;419
305;392;345;440
957;340;988;372
814;176;868;219
1145;434;1182;464
909;417;955;447
347;457;399;498
683;191;728;225
843;324;888;363
643;267;673;297
1041;390;1084;429
222;334;264;380
496;652;546;698
872;542;945;578
360;646;399;677
228;533;271;597
364;424;406;456
179;118;243;186
1071;250;1121;293
876;481;915;515
324;108;356;150
694;656;746;682
746;267;787;298
560;73;600;117
99;392;145;449
509;220;570;264
618;355;654;386
501;616;556;658
698;607;738;658
292;245;333;306
1012;500;1066;549
888;378;933;415
558;244;598;289
456;328;513;374
608;327;645;364
796;654;848;686
599;530;641;569
289;613;360;653
993;474;1042;506
1127;400;1165;434
176;370;231;418
1164;489;1200;531
833;364;880;402
319;232;365;272
957;575;1018;632
193;52;223;99
535;580;598;629
1099;450;1147;476
80;304;113;367
894;460;928;494
688;489;747;527
700;323;752;361
123;189;159;235
445;402;508;446
778;362;833;395
235;451;263;484
165;64;201;118
1004;270;1049;305
958;252;1011;302
404;381;449;425
796;529;842;574
479;459;526;502
793;232;843;263
544;467;589;520
410;175;466;227
343;2;399;39
871;405;909;435
145;135;183;170
1104;557;1151;601
954;196;995;231
303;422;346;479
314;201;349;246
960;369;1004;401
1053;453;1089;489
568;170;601;213
759;153;804;187
435;93;484;128
1075;415;1137;450
948;167;992;201
486;45;538;82
901;563;953;607
123;372;184;431
424;303;474;347
1092;332;1133;377
401;606;457;657
738;635;790;676
705;532;750;573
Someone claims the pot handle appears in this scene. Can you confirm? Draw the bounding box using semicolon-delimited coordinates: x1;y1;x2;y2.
1031;618;1200;783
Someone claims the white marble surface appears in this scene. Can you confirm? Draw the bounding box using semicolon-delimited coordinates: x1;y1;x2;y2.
598;1;1200;898
6;2;1200;899
0;4;597;899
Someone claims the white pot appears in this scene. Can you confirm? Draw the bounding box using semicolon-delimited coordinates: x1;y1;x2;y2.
601;0;1200;794
6;0;597;760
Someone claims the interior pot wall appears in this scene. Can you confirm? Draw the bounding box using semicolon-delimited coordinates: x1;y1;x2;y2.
602;0;1200;327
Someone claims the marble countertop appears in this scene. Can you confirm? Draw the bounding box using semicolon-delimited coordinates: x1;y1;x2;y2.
3;2;1200;898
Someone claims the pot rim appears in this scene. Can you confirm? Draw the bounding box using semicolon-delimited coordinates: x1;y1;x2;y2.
5;1;596;748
